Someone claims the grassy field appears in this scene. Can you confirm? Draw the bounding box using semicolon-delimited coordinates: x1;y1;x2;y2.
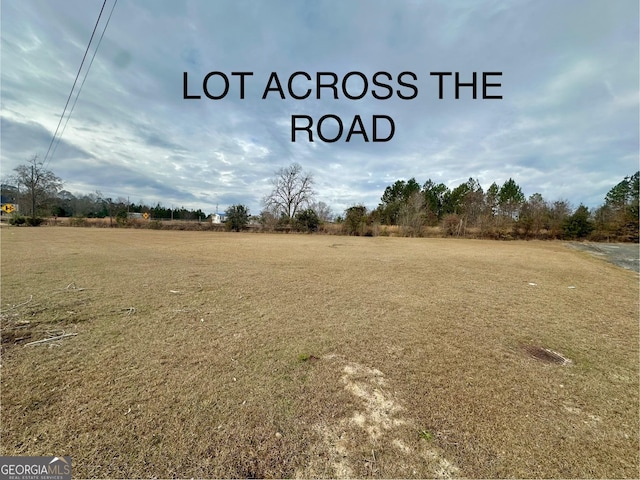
1;227;638;478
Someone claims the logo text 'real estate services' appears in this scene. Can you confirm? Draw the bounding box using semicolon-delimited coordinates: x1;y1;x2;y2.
0;457;71;480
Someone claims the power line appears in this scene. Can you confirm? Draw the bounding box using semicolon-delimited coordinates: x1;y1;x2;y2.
49;0;118;163
43;0;108;169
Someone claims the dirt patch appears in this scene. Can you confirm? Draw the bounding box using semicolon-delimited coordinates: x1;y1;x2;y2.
566;242;639;272
309;355;459;479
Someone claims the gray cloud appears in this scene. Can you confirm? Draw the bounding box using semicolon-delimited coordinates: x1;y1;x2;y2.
0;116;92;164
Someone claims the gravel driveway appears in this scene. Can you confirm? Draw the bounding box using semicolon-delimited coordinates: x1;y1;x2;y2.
566;242;640;273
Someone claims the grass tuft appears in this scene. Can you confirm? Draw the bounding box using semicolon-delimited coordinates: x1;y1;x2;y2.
419;430;434;441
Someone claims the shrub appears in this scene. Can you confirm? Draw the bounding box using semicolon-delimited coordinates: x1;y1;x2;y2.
343;205;368;236
115;210;128;227
9;216;45;226
69;217;88;227
442;214;462;236
8;215;26;226
25;217;45;226
294;208;320;233
259;210;278;231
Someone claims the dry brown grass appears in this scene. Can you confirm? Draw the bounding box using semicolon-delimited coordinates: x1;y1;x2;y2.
1;227;638;478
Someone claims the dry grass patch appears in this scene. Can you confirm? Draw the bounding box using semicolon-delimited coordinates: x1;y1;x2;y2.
1;228;638;478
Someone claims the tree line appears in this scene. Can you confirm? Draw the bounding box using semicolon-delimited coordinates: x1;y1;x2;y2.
2;156;208;225
3;155;638;241
339;173;638;241
251;164;638;241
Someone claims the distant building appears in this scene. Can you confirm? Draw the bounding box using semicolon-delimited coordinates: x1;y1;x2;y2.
211;212;226;224
1;184;19;204
1;184;19;215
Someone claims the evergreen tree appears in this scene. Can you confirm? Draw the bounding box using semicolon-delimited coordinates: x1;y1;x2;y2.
225;204;250;232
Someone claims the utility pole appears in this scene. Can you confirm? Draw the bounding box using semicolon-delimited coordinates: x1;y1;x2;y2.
31;164;36;218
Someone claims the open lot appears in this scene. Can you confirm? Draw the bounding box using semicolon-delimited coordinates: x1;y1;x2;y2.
1;228;638;478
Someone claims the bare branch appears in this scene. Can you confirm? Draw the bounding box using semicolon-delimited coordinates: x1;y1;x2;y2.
24;333;78;346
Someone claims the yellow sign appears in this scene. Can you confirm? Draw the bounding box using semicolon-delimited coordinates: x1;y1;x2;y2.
143;212;150;219
1;204;15;214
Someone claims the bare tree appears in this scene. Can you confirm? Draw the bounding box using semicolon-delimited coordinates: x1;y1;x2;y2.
517;193;547;237
547;199;571;239
398;191;427;236
13;155;62;218
263;163;315;221
310;200;334;223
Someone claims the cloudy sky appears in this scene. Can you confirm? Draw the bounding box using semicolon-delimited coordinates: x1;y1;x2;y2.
1;0;638;215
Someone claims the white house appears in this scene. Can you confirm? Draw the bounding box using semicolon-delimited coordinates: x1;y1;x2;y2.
211;213;226;224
